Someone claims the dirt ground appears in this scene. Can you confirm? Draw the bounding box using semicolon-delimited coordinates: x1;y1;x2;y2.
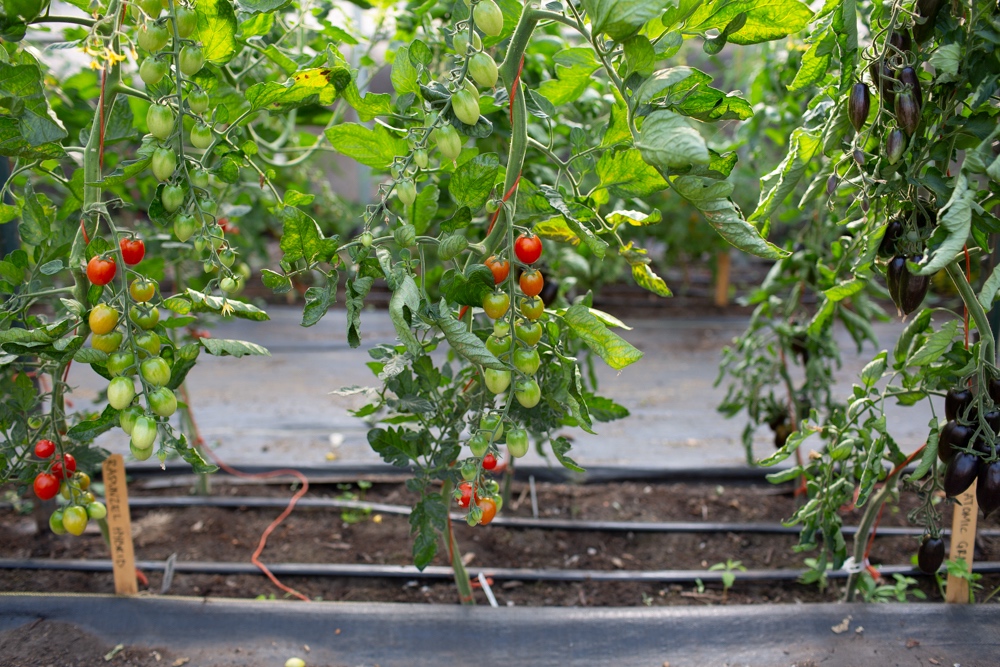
2;478;998;608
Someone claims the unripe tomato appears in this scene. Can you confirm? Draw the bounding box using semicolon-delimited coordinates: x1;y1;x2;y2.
89;303;120;335
34;472;59;500
452;89;480;125
512;347;540;375
135;331;161;358
131;415;158;450
188;89;209;114
473;0;504;37
485;334;508;357
146;104;174;141
130;305;160;330
151;146;177;181
190;122;213;149
506;428;529;458
519;269;543;297
62;505;88;536
460;460;478;481
434;125;463;162
484;256;510;284
514;233;543;264
394;224;416;248
120;237;146;265
220;276;241;294
174;5;196;37
87;501;108;520
515;319;543;346
49;509;67;535
179;44;205;75
359;231;373;247
484;368;511;394
138;0;161;17
493;320;510;338
174;214;197;242
515;378;541;408
119;406;142;434
453;30;482;55
469;432;489;457
60;480;72;500
480;413;503;440
139;56;168;85
469;53;498;88
107;351;136;377
137;19;169;52
140;356;171;387
107;376;136;410
439;234;469;261
219;248;237;268
129;278;156;303
396;179;417;206
413;149;428;169
34;439;56;459
86;256;116;286
482;292;510;319
190;168;210;190
161;184;185;212
149;387;177;417
477;497;498;525
520;296;544;321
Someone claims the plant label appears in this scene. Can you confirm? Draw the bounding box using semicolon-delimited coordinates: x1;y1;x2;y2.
945;480;977;604
102;454;138;595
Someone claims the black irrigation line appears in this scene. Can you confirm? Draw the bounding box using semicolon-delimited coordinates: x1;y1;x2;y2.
122;495;1000;538
2;557;999;584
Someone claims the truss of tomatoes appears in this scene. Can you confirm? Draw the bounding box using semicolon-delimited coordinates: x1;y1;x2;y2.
31;441;107;536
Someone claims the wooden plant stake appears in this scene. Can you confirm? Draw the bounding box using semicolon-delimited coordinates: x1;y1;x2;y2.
714;250;731;307
945;480;978;603
102;454;137;595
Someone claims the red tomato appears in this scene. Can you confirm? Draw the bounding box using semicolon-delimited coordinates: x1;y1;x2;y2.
51;453;77;480
457;481;473;508
34;439;55;459
514;233;543;264
485;256;510;285
119;238;146;265
34;473;60;500
477;498;497;525
519;269;544;297
483;453;498;470
86;256;116;285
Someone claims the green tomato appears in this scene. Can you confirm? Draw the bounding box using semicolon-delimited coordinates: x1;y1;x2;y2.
469;432;490;457
482;479;500;495
107;351;136;377
147;104;174;140
515;378;541;408
138;0;161;17
219;248;237;268
49;509;67;535
161;184;185;212
62;505;88;536
92;330;123;354
87;501;108;520
469;53;498;88
520;296;544;321
460;459;478;481
473;0;504;37
119;405;143;435
482;292;510;320
131;415;158;450
512;348;540;375
397;179;417;207
151;146;177;181
493;320;510;338
394;224;416;248
174;214;197;242
480;413;503;440
137;20;169;52
107;376;136;410
130;305;160;330
484;368;511;394
452;89;481;126
413;149;428;169
190;122;213;149
452;30;482;54
149;387;177;417
130;440;154;461
359;231;373;247
179;44;205;76
220;276;241;294
485;334;509;357
190;168;210;189
515;320;543;346
139;56;168;85
188;89;209;114
506;428;529;458
174;6;196;37
434;125;463;162
140;356;171;387
135;331;161;358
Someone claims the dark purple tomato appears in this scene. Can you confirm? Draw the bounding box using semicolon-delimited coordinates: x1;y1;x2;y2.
895;90;921;136
912;0;944;43
976;460;1000;518
889;30;912;53
849;83;871;133
986;411;1000;436
879;219;904;257
886;256;907;310
898;67;923;107
939;421;972;463
917;535;945;574
944;452;979;498
900;256;929;315
945;388;973;422
988;378;1000;406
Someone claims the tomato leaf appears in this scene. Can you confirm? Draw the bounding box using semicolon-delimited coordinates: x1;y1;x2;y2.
536;48;601;105
195;0;239;64
440;264;494;307
368;426;421;467
410;493;446;570
562;304;643;370
551;436;585;473
199;338;270;357
66;405;118;443
686;0;814;46
449;152;499;211
749;128;822;231
436;300;506;370
637;110;710;170
185;289;270;321
346;276;374;348
596;149;668;198
582;0;672;41
914;174;972;276
389;275;423;357
325;122;406;170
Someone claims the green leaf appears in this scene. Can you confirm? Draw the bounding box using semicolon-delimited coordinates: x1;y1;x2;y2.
66;405;118;443
533;217;579;245
672;175;788;260
583;394;630;421
245;67;346;112
199;338;270;357
74;348;107;364
601;88;631;147
186;289;270;321
631;264;672;297
929;43;961;83
908;320;960;367
236;0;291;12
261;269;293;294
368;427;419;467
278;205;326;264
389;275;423;357
789;32;834;91
623;35;656;76
860;351;887;389
562;304;643;370
607;209;663;228
391;45;420;95
637;110;710;171
551;436;585;472
749;128;822;227
341;83;394;121
536;48;601;105
301;282;336;327
167;343;202;390
893;308;932;367
346;276;374;348
687;0;813;45
440;264;495;307
0;61;67;153
410;494;446;570
436;301;505;370
907;419;940;482
195;0;239;64
635;67;700;105
412;183;439;235
824;277;865;302
915;175;972;276
324;122;406;170
596;149;668;197
703;11;746;54
582;0;672;41
17;184;53;246
758;428;812;467
449;153;499;210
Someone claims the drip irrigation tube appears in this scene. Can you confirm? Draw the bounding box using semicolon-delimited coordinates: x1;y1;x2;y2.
4;557;999;583
118;496;1000;537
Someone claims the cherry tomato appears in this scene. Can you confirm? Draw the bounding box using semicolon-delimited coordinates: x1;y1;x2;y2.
146;104;174;141
138;0;161;17
179;44;205;75
74;472;91;491
485;256;510;284
107;376;136;410
174;6;196;38
151;146;177;181
484;368;511;394
519;269;544;297
107;351;136;377
514;319;543;346
139;56;168;85
493;320;510;338
482;292;510;319
87;501;108;520
131;415;158;451
49;509;67;535
50;453;76;480
190;122;213;149
34;472;59;500
520;296;544;321
119;237;146;265
119;406;142;435
506;428;529;458
88;303;120;335
515;378;541;408
135;331;161;358
137;19;169;52
92;331;123;354
485;334;508;357
480;413;503;440
149;387;177;417
34;439;55;459
477;497;497;525
512;348;540;375
457;481;474;508
452;88;480;126
161;184;185;212
140;356;171;387
174;214;197;242
86;256;116;285
62;505;88;536
129;278;156;303
187;89;209;114
483;453;498;470
514;233;543;264
130;305;160;330
473;0;503;36
469;432;490;457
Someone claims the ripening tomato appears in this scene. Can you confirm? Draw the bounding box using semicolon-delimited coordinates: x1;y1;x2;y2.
473;0;503;36
119;406;142;435
86;256;116;285
87;501;108;520
62;505;88;536
50;453;76;480
519;269;543;297
477;497;498;525
88;303;119;335
485;256;510;284
74;472;91;491
129;278;156;303
151;146;177;181
514;319;543;346
92;331;123;354
34;439;55;459
119;237;146;265
130;305;160;330
485;334;508;357
34;472;60;500
514;233;543;264
140;356;171;387
512;347;540;375
135;331;161;358
482;292;510;319
107;376;136;410
49;509;67;535
452;88;480;126
519;296;544;321
174;214;197;242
